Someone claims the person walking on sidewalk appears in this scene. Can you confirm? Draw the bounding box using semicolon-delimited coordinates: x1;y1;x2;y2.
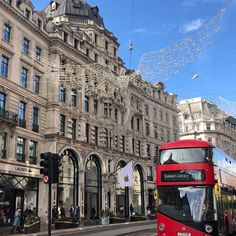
12;209;22;233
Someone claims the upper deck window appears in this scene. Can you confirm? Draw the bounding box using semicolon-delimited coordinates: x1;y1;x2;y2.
160;147;213;164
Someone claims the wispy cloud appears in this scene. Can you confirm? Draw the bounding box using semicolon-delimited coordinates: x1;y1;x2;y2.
182;0;228;7
181;18;204;33
133;28;147;33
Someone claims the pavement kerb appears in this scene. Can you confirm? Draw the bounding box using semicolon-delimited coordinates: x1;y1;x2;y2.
26;220;156;236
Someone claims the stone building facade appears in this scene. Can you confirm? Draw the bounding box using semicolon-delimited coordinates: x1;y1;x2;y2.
178;97;236;159
0;0;178;222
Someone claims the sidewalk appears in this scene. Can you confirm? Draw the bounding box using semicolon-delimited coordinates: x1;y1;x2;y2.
2;220;156;236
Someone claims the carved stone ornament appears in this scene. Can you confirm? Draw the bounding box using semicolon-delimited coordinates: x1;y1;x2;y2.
73;0;84;8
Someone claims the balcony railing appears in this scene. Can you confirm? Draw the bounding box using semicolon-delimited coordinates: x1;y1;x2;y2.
32;123;39;133
19;119;26;128
0;108;18;125
16;154;26;162
29;156;37;165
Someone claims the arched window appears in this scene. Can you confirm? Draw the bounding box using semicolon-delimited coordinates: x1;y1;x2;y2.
132;165;144;215
58;150;79;215
84;155;101;220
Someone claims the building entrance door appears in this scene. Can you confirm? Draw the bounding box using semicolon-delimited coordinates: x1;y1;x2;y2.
15;190;24;212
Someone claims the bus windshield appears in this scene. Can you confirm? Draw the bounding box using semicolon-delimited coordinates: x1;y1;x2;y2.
160;148;212;164
158;186;217;222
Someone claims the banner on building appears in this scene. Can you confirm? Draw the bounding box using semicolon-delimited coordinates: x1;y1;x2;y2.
119;161;133;187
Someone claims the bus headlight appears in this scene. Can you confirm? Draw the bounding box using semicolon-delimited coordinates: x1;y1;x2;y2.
204;224;213;233
159;223;165;231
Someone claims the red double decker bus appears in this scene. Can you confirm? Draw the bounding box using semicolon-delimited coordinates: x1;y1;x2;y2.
156;139;236;236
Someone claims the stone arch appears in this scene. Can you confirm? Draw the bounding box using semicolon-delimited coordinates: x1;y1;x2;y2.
132;163;145;215
84;153;102;220
57;148;80;214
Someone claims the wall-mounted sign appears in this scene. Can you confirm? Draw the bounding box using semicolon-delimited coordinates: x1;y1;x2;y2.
161;170;205;182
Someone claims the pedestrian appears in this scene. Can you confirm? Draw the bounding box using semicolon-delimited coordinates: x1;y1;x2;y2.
91;207;96;224
130;204;134;216
12;209;22;233
52;205;58;224
75;205;80;223
60;205;65;220
146;205;151;220
0;207;4;226
69;205;75;219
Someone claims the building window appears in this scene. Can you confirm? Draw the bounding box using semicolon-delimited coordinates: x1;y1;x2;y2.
19;101;26;128
108;160;111;173
122;136;125;152
23;38;30;55
94;99;98;115
115;109;118;123
4;0;11;5
16;137;26;162
32;107;39;132
154;107;157;118
33;75;40;94
160;110;163;121
36;19;42;28
137;118;140;131
166;112;169;122
94;53;98;62
105;59;109;65
29;140;37;164
0;92;6;110
71;89;77;106
137;141;141;157
145;104;149;116
86;48;89;56
3;24;11;42
208;137;212;143
95;126;99;146
63;32;68;42
72;118;76;140
0;133;7;159
60;85;66;102
131;116;134;129
24;8;30;19
161;128;164;141
74;39;78;49
132;138;135;154
114;47;117;56
147;166;153;181
20;67;28;88
147;144;150;157
145;123;150;136
1;55;9;78
105;128;109;148
154;125;158;139
167;130;170;142
35;47;42;60
60;115;65;136
85;123;90;143
114;65;117;73
84;96;89;112
105;41;108;50
104;103;112;118
95;34;98;44
206;123;211;130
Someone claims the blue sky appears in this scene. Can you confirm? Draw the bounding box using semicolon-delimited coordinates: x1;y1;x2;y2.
33;0;236;114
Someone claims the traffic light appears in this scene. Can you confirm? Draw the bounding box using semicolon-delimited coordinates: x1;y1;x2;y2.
51;154;61;184
40;152;53;183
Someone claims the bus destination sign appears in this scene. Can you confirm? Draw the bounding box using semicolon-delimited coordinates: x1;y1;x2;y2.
161;170;205;182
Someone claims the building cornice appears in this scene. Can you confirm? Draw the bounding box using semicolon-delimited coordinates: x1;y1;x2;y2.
0;1;50;42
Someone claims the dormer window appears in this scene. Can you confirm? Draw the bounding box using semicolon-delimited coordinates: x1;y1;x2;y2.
36;19;42;29
24;8;30;20
63;32;68;42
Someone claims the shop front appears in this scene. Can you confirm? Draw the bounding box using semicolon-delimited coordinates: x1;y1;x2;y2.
0;164;40;226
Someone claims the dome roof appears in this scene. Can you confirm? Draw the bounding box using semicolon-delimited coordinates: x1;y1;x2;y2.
46;0;104;27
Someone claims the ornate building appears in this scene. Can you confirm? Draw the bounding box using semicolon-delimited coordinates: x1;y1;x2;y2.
178;97;236;159
0;0;178;222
